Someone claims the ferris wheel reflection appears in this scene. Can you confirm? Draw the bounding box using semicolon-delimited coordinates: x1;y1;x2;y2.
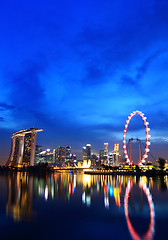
124;178;155;240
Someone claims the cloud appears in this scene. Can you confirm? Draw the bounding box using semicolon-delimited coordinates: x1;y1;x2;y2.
5;59;47;110
121;75;137;86
0;117;4;121
0;103;15;111
136;49;167;80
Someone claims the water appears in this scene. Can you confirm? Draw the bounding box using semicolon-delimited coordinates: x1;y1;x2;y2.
0;172;168;240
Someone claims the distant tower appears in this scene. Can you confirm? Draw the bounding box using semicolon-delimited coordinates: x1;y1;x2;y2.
113;144;120;166
57;146;65;166
104;143;108;165
109;153;113;166
83;146;87;161
83;144;91;162
99;150;104;165
35;145;42;164
6;128;44;167
86;144;91;160
65;146;71;164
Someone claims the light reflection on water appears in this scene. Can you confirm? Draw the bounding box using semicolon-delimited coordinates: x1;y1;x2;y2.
1;172;168;239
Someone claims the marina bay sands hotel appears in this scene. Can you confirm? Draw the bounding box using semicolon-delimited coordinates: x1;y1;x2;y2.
6;128;44;167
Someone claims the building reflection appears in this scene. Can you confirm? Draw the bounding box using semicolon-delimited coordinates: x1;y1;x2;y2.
6;172;33;221
5;170;168;239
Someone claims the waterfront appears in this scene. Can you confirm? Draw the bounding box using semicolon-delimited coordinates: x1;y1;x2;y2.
0;172;167;239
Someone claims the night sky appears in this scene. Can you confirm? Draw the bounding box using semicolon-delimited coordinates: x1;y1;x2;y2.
0;0;168;163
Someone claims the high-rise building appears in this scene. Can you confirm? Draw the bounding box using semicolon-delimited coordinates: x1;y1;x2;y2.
86;144;91;160
6;128;44;167
113;144;120;166
91;154;98;166
109;153;113;166
83;144;91;162
35;145;42;164
114;144;119;154
65;146;71;164
35;145;42;155
104;143;108;156
39;149;54;164
69;154;77;166
55;146;65;166
99;150;104;165
104;143;108;165
83;146;87;161
54;148;58;163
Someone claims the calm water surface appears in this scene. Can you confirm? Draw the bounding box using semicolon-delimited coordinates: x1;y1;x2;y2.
0;172;168;240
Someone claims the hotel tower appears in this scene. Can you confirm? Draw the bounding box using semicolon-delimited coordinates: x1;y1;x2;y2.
6;127;44;167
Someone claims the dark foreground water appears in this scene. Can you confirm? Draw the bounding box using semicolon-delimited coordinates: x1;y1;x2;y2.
0;172;168;240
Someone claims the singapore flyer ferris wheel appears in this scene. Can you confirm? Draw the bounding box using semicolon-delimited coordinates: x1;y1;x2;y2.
123;111;151;165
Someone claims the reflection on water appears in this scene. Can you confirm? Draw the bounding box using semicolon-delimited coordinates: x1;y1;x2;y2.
6;173;33;221
125;178;155;240
2;172;168;239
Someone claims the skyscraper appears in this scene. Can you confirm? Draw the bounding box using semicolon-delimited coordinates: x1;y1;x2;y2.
56;146;65;166
86;144;91;161
104;143;108;156
39;149;54;164
65;146;71;164
113;144;120;166
35;145;42;164
83;146;87;161
104;143;108;165
83;144;91;162
99;150;104;165
6;128;44;167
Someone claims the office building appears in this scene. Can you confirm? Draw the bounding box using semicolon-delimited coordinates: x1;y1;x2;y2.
55;146;65;166
39;149;54;164
86;144;91;160
113;144;120;166
99;150;104;165
65;146;71;164
83;144;91;161
35;145;42;164
104;143;108;165
83;146;87;161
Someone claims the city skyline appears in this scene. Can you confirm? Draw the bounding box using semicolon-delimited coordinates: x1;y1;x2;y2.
6;126;124;166
1;0;168;163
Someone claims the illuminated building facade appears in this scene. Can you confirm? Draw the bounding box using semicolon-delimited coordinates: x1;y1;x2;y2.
69;154;77;166
86;144;91;160
83;146;87;161
104;143;108;165
109;153;113;166
6;128;44;167
35;145;42;164
83;144;91;162
99;150;104;165
65;146;71;164
39;149;54;164
113;143;120;166
104;143;108;156
91;154;98;166
55;146;65;166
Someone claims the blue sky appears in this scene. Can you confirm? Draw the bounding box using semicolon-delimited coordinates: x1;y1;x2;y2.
0;0;168;163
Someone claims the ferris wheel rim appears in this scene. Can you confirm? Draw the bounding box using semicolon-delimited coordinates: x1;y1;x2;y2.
123;111;150;165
